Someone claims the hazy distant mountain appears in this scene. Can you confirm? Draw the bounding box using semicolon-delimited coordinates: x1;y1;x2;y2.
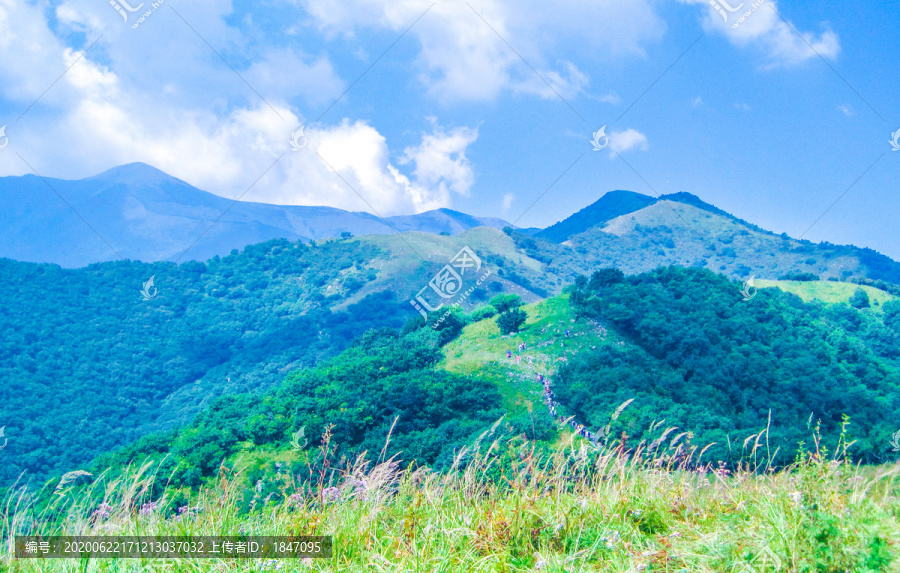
536;190;657;243
516;193;900;288
0;163;512;268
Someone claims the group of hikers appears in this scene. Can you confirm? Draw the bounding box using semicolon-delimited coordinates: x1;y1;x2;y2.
507;342;531;366
505;342;597;445
540;371;596;443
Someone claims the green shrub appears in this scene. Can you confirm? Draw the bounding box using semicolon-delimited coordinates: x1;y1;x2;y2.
490;294;523;313
497;307;527;334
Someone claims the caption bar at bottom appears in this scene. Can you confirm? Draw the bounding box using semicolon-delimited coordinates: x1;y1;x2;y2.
15;536;331;559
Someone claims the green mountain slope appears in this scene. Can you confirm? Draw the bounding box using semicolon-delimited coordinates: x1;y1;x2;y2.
523;199;900;286
536;190;657;243
65;267;900;515
560;267;900;466
6;190;900;488
0;229;555;487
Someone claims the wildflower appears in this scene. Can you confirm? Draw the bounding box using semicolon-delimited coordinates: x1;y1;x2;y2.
714;461;730;477
534;552;548;569
322;487;340;503
260;559;284;570
92;503;112;520
139;501;157;516
178;505;190;514
604;530;621;548
287;493;304;507
788;491;802;506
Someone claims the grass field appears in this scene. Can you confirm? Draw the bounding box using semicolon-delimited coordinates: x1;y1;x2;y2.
6;287;900;571
756;280;895;308
439;295;613;417
4;423;899;572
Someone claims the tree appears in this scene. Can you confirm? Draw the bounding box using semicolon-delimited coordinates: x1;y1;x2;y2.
340;232;352;239
497;308;527;334
883;300;900;332
849;288;870;309
588;268;625;290
489;294;522;314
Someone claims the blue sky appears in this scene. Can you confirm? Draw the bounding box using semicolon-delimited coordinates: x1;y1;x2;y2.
0;0;898;257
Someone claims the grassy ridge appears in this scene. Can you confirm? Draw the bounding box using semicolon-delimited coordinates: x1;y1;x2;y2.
439;295;612;417
757;280;896;307
4;424;899;572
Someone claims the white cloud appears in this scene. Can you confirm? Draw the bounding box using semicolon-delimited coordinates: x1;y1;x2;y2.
244;49;346;107
692;96;703;107
598;92;622;105
837;104;854;117
297;0;665;102
399;120;478;205
262;119;478;214
607;128;648;157
501;193;514;212
0;0;478;216
675;0;840;67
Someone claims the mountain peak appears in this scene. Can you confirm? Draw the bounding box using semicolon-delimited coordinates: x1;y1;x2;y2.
536;190;656;243
86;162;183;186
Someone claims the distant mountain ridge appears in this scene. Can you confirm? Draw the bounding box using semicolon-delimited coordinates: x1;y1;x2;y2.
535;190;758;244
535;190;657;243
0;163;512;268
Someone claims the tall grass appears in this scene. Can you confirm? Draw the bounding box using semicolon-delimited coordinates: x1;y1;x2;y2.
3;416;899;572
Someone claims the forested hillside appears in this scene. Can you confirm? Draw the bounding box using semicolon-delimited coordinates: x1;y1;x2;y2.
560;267;900;466
48;267;899;510
0;238;414;486
83;324;505;496
6;189;900;490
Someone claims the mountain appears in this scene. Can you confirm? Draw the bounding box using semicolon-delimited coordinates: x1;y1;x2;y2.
0;228;550;487
513;194;900;288
0;163;511;268
5;176;900;487
84;267;900;498
537;190;783;244
535;190;657;243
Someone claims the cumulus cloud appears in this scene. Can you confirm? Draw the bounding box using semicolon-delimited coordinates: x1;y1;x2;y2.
0;0;480;216
607;128;648;157
297;0;664;102
675;0;839;67
286;119;478;214
501;193;514;212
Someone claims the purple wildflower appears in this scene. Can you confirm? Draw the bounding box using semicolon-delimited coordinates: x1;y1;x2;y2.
321;487;340;503
92;502;112;520
139;501;157;516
